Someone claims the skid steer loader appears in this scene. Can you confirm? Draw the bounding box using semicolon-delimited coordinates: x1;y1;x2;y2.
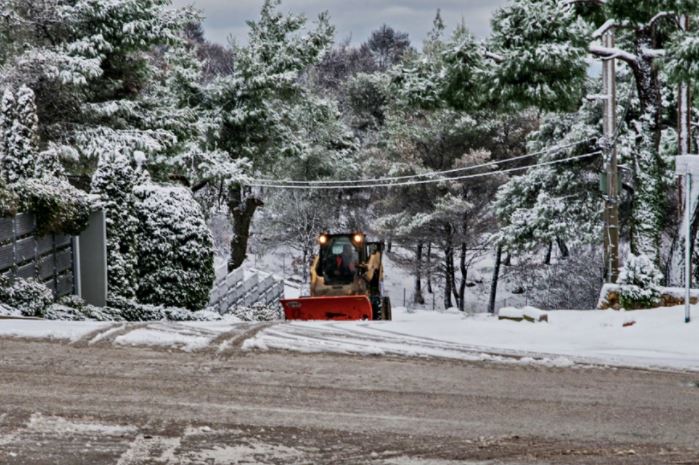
281;232;392;321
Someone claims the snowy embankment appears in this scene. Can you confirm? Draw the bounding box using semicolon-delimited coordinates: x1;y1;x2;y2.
1;307;697;371
0;320;111;342
244;307;699;372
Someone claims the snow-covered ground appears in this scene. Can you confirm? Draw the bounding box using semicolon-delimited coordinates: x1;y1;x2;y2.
1;306;698;372
245;306;699;371
0;320;110;342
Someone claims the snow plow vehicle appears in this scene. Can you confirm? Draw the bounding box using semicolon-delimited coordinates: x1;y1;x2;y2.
281;232;392;321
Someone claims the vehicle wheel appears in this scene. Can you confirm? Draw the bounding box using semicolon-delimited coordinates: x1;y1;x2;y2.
382;297;392;321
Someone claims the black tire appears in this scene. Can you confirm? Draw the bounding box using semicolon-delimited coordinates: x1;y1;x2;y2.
382;297;392;321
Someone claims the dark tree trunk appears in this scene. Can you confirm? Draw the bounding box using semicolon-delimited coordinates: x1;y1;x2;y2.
426;242;433;294
503;253;511;266
544;241;553;266
414;242;425;305
443;226;454;309
443;254;453;309
450;251;459;304
488;244;503;314
228;186;264;272
556;238;570;259
458;243;467;311
626;29;664;262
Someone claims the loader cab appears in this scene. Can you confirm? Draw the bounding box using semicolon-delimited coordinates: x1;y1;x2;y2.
317;233;367;285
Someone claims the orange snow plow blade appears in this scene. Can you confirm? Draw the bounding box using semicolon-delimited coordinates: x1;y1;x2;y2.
281;295;373;321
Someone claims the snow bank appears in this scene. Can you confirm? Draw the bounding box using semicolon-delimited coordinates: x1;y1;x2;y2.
0;320;110;342
0;303;22;317
245;306;699;371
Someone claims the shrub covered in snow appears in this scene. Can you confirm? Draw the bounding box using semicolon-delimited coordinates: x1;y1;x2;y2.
0;277;53;317
132;185;215;310
618;253;664;309
46;296;126;321
91;152;139;298
108;295;223;321
228;304;283;322
14;177;91;236
0;177;18;217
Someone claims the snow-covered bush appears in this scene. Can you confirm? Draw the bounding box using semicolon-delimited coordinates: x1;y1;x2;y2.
618;253;664;310
107;295;222;321
91;152;139;298
229;304;284;322
0;277;53;317
14;177;91;236
46;296;125;321
0;178;18;217
133;184;215;310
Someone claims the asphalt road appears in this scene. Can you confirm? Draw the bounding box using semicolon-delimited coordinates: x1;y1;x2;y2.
0;336;698;464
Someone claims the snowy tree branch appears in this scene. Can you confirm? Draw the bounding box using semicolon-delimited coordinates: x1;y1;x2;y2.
648;12;678;30
561;0;606;6
592;20;619;39
483;51;504;63
642;48;666;59
589;44;638;65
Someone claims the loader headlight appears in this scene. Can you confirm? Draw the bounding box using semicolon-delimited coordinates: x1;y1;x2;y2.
353;233;363;244
319;234;329;245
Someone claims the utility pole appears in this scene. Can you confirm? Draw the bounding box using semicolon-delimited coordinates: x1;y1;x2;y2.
679;16;691;159
677;15;693;312
602;30;620;283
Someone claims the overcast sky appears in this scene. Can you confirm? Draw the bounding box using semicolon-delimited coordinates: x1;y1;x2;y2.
171;0;509;47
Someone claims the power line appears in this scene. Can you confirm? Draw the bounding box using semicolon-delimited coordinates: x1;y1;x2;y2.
246;150;603;190
252;140;592;186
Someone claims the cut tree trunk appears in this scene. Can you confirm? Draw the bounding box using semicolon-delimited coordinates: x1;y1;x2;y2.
228;186;264;272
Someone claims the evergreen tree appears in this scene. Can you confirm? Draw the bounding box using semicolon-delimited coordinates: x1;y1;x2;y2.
134;183;215;310
0;86;38;183
91;152;139;299
209;0;338;271
488;0;699;264
0;89;15;178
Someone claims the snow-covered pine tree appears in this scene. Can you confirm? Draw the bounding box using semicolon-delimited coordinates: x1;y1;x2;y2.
0;89;14;176
488;0;699;265
91;152;139;299
210;0;338;271
0;0;204;178
618;253;664;309
134;183;215;310
494;89;604;256
1;86;39;182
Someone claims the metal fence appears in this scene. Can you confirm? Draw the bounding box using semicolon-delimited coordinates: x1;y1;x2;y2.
209;267;285;314
0;213;76;298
